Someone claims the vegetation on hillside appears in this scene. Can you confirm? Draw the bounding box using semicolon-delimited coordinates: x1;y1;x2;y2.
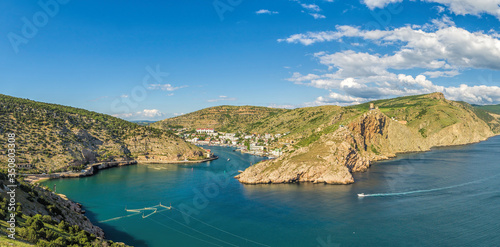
155;93;500;150
0;171;129;246
473;104;500;115
0;94;205;173
151;105;288;133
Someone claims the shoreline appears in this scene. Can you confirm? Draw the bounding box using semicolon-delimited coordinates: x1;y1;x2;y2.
237;133;500;185
371;133;500;165
25;156;219;184
196;143;280;158
138;156;218;164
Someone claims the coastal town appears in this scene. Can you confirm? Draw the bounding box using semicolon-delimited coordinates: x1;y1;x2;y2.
170;127;288;158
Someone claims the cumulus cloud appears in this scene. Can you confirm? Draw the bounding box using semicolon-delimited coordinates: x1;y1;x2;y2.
280;22;500;72
207;95;237;102
445;84;500;104
280;17;500;105
314;92;369;105
113;109;165;120
362;0;500;20
256;9;279;14
148;84;187;91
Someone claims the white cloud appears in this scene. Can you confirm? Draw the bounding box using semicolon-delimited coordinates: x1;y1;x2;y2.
362;0;500;20
445;84;500;104
422;70;460;78
314;92;370;105
141;109;163;118
148;84;187;91
173;113;185;116
113;109;165;120
256;9;279;14
280;22;500;72
310;13;326;19
290;0;325;18
207;95;237;102
301;3;321;11
281;17;500;105
268;104;297;109
363;0;403;9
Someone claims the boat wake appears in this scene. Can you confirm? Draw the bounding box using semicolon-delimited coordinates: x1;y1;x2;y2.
358;173;500;198
99;203;171;223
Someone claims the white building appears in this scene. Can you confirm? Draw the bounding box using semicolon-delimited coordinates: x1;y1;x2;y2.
196;128;215;134
271;149;282;157
250;144;265;151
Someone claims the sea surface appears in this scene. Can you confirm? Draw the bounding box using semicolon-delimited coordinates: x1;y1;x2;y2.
42;137;500;247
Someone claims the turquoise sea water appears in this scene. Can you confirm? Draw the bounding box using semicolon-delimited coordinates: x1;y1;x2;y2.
42;137;500;247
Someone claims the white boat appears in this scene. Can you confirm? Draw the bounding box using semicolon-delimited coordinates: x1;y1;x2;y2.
227;158;230;161
358;193;366;197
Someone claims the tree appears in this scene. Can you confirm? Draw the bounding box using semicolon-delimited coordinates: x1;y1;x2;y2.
58;220;69;231
244;140;250;150
52;236;67;246
31;218;45;231
42;215;54;224
36;239;50;247
25;227;39;243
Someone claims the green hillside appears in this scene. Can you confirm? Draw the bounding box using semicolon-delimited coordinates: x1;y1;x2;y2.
0;94;206;173
154;93;500;147
0;171;128;246
151;105;289;133
473;104;500;114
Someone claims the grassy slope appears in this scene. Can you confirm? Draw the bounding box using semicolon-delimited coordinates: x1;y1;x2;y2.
151;105;288;133
473;104;500;114
0;94;205;173
0;235;34;246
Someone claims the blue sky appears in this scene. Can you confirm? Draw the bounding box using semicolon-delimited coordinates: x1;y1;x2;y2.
2;0;500;120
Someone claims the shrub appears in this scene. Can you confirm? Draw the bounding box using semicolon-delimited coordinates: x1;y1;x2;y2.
58;220;69;231
42;215;54;224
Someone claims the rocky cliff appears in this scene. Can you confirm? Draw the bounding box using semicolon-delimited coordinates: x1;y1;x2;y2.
236;93;498;185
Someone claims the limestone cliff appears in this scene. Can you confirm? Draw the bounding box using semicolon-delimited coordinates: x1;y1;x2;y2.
236;93;497;185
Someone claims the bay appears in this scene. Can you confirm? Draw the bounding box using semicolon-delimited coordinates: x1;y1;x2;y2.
42;137;500;246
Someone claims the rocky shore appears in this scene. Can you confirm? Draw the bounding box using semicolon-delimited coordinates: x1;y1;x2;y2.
236;101;497;185
24;160;138;183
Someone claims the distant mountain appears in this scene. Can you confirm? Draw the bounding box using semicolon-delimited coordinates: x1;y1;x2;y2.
151;105;288;132
0;94;207;173
473;104;500;115
130;120;156;126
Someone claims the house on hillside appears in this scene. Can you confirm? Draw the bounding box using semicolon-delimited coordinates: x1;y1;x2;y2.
16;164;33;169
196;128;215;134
